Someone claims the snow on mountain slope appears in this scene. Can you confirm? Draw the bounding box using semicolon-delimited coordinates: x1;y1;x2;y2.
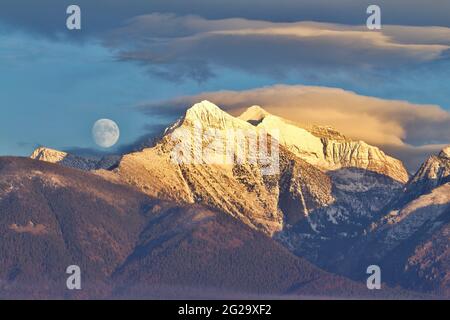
30;147;120;171
401;146;450;203
29;101;410;265
345;183;450;297
237;106;409;261
114;101;334;236
184;100;253;130
379;147;450;265
113;101;410;259
240;106;409;183
338;147;450;297
258;115;327;167
322;140;408;183
378;183;450;255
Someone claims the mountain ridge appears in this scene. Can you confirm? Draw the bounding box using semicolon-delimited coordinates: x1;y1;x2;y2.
335;145;450;297
239;105;408;183
24;101;449;297
31;146;120;171
1;156;409;299
29;101;410;244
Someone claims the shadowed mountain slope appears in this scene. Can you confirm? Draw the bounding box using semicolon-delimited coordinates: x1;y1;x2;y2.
337;147;450;298
0;156;403;299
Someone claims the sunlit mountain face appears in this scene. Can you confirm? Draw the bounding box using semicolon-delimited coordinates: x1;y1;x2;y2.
0;0;449;299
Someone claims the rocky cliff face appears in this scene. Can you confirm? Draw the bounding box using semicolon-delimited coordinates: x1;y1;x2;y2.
338;146;450;297
238;105;409;261
401;146;450;203
114;101;334;236
239;105;409;183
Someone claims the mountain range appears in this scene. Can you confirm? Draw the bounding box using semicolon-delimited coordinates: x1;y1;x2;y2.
3;100;447;299
0;156;409;299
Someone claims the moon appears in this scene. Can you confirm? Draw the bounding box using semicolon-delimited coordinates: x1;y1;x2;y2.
92;119;120;148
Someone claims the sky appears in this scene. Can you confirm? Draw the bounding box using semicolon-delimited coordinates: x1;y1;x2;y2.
1;0;450;171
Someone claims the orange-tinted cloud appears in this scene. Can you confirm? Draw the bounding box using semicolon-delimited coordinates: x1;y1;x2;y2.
107;14;450;81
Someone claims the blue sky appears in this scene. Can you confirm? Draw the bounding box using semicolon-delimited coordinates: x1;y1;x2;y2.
0;24;280;156
1;0;449;170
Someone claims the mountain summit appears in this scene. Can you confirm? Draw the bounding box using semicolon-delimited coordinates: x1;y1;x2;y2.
239;106;409;183
30;147;120;171
403;145;450;201
239;105;270;125
183;100;251;130
439;146;450;159
30;101;409;242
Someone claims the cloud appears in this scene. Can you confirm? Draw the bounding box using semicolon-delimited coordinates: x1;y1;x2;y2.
105;14;450;82
3;0;450;37
140;84;450;171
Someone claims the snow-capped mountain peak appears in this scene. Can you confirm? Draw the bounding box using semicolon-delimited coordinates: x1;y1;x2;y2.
30;147;120;171
31;147;70;163
403;145;450;200
439;146;450;159
412;145;450;183
238;105;270;124
185;100;224;119
238;107;408;183
182;100;251;130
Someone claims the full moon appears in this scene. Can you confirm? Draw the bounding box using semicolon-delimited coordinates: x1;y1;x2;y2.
92;119;120;148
